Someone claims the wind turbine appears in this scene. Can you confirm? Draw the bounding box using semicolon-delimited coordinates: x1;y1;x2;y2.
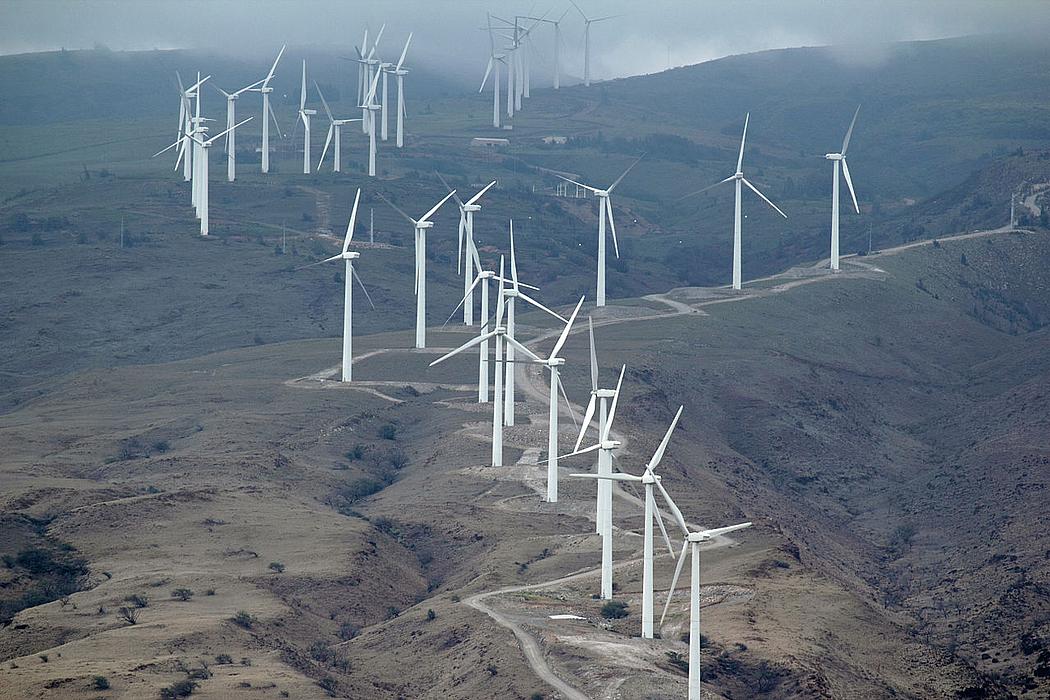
431;257;522;467
215;78;264;182
681;113;787;290
248;45;284;175
572;406;684;637
660;504;753;700
298;61;316;175
557;155;644;307
386;33;413;148
362;69;383;177
826;106;861;271
444;237;537;403
560;363;627;599
437;175;497;326
377;190;457;348
523;10;569;90
480;15;506;128
529;297;585;503
186;117;253;236
153;72;208;190
358;25;386;135
503;222;568;428
300;189;374;381
315;81;361;173
569;0;621;87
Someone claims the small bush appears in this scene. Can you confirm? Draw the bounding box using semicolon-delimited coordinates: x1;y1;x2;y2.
159;678;197;698
231;610;254;629
337;622;359;641
91;675;110;690
117;606;137;625
214;654;233;664
124;593;149;608
309;640;332;662
204;589;216;596
268;562;285;574
39;654;48;663
665;651;688;673
346;444;365;461
378;424;397;440
426;608;436;621
171;588;194;602
600;601;629;619
152;440;170;453
317;676;338;693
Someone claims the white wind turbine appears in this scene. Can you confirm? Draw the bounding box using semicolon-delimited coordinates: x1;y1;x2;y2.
249;45;285;175
385;33;413;148
826;106;861;271
362;69;383;177
437;175;497;326
559;363;627;599
443;237;537;404
572;406;684;638
569;0;621;87
523;10;569;90
521;297;585;503
299;189;374;381
557;155;644;307
357;25;386;136
682;113;787;290
377;190;458;348
182;117;253;236
480;15;506;129
503;222;568;428
297;61;316;175
315;81;361;173
153;72;208;191
660;503;753;700
215;78;264;182
431;256;522;467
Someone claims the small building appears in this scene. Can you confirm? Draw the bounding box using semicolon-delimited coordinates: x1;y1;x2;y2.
542;135;568;145
471;137;510;150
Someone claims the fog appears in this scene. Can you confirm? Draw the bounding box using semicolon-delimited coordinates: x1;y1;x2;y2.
3;0;1050;83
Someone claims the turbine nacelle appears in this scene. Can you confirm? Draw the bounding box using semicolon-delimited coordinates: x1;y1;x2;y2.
463;204;482;212
600;440;620;451
415;220;435;230
825;152;843;161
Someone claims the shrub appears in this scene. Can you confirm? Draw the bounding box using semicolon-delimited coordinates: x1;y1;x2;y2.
152;440;170;453
337;622;359;641
214;654;233;665
600;601;629;619
345;444;365;461
159;679;197;698
665;651;688;673
268;562;285;574
204;589;216;596
124;593;149;608
378;424;398;440
426;608;436;621
171;588;194;602
387;447;409;470
309;640;332;662
231;610;254;629
117;606;138;625
91;675;110;690
317;676;338;693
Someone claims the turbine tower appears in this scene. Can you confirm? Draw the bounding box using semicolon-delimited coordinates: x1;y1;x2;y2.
215;78;264;182
315;81;361;173
249;45;285;175
561;363;627;599
569;0;620;87
431;257;515;466
303;189;375;381
682;113;787;290
378;190;457;348
826;106;861;270
573;407;684;637
557;155;643;307
298;61;316;175
362;69;383;177
387;33;413;148
438;175;497;327
660;506;753;700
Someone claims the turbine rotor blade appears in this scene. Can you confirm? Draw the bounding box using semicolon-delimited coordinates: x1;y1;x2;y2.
842;104;860;155
607;153;644;193
575;394;596;452
376;192;418;226
420;190;457;223
444;274;484;326
677;175;734;202
647;406;684;473
550;296;585;359
352;266;376;310
606;197;620;259
841;158;860;214
741;177;788;218
556;372;579;428
517;292;568;323
465;180;498;206
343;188;362;251
655;478;689;535
601;365;627;442
318;125;334;169
653;499;676;557
660;540;690;627
588;316;598;391
430;329;500;366
736;112;749;173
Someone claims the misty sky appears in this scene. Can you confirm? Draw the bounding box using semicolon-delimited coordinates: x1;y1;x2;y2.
3;0;1050;82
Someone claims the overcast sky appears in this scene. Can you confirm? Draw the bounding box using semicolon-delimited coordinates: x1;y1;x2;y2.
3;0;1049;81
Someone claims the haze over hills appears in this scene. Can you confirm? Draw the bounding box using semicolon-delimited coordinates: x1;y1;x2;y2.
1;25;1050;700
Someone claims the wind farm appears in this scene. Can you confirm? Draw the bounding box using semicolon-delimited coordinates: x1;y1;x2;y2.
2;4;1050;700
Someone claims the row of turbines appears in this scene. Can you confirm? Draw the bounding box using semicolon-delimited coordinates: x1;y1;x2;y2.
153;27;415;235
314;185;751;698
481;1;621;128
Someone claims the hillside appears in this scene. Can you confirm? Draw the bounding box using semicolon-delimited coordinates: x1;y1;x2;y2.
1;226;1048;698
